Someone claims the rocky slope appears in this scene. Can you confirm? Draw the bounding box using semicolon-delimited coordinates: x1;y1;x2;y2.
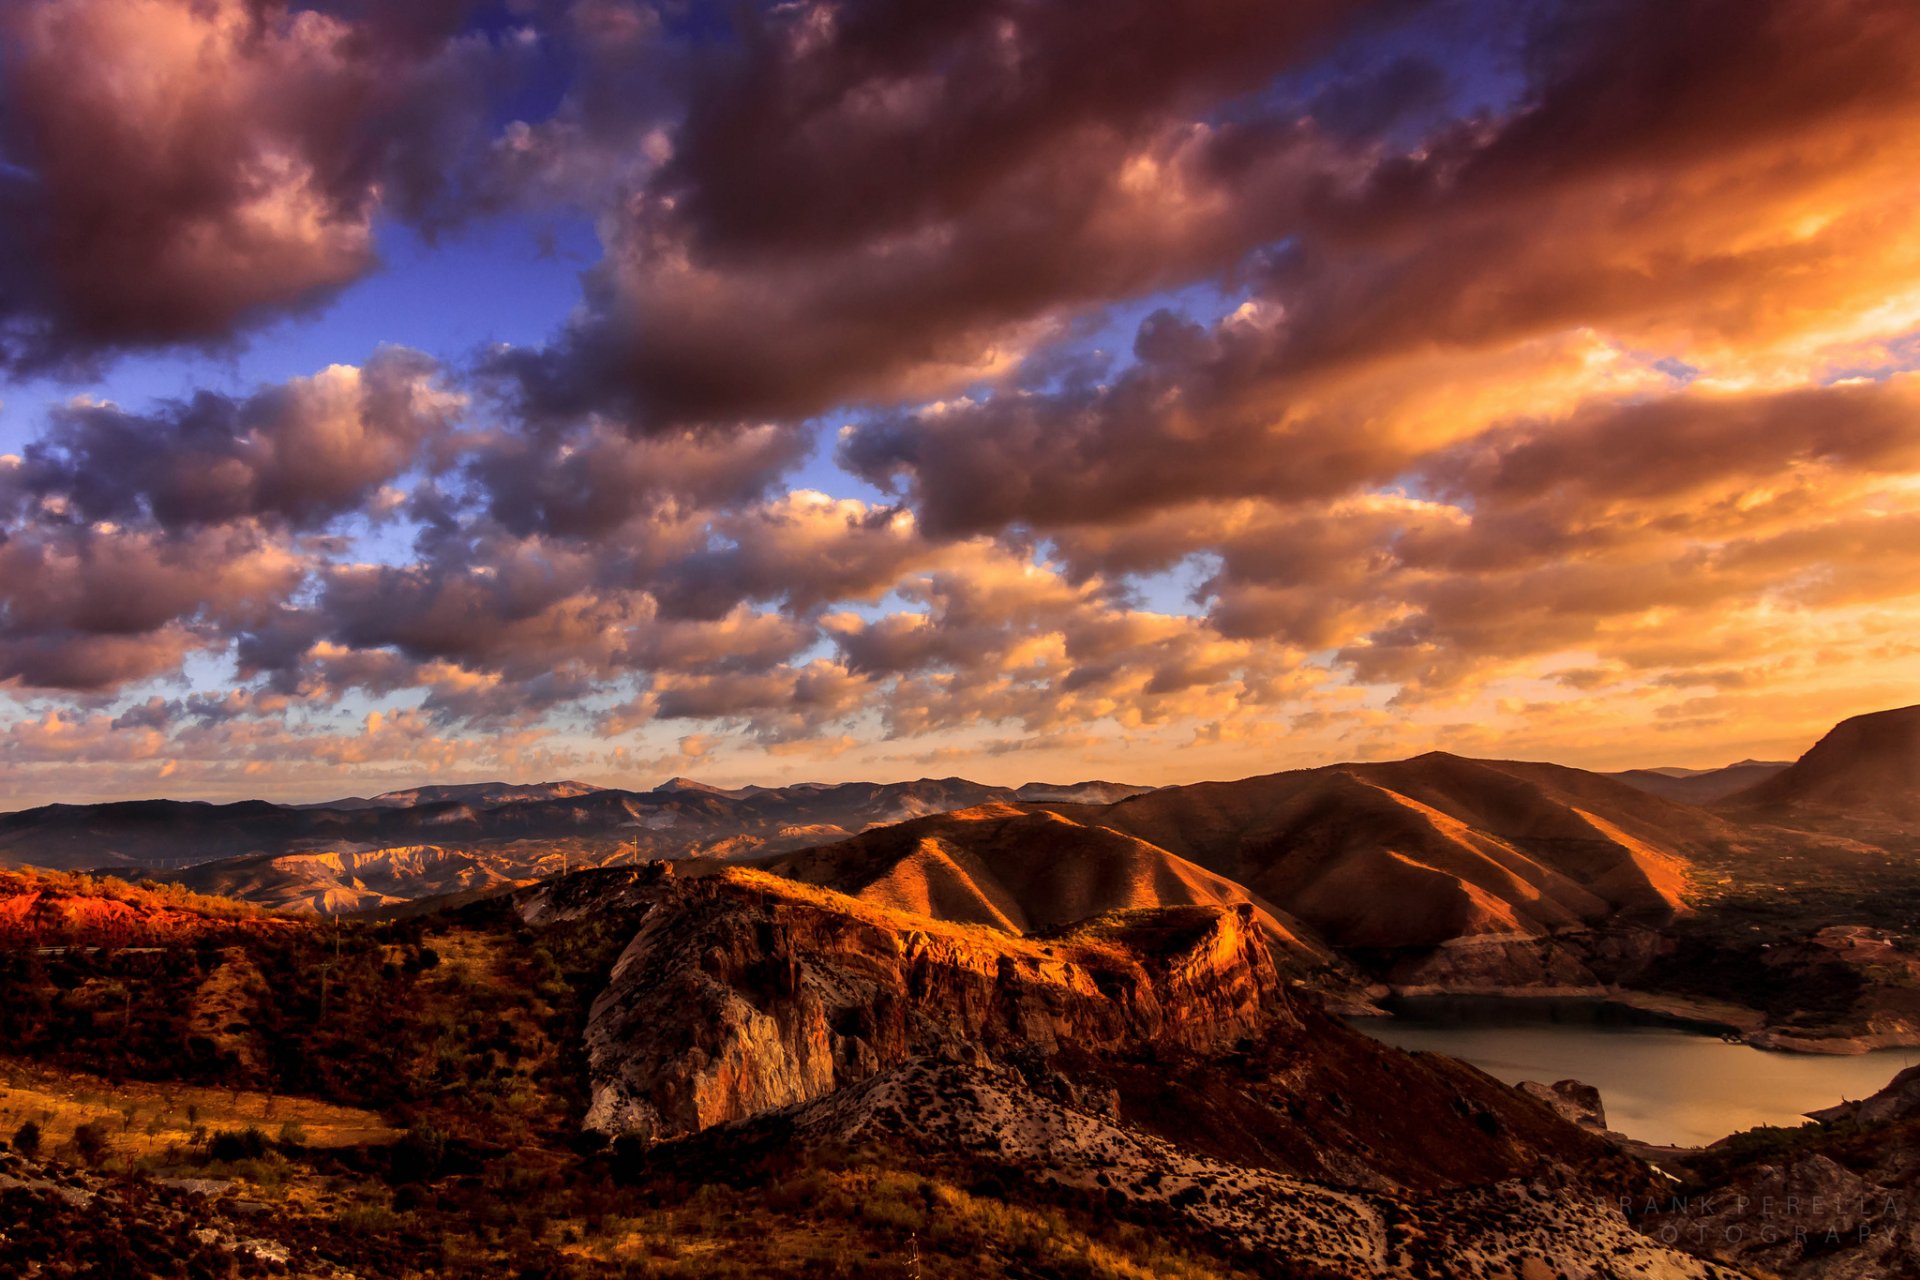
1643;1063;1920;1279
571;867;1744;1277
658;1056;1743;1279
565;867;1293;1139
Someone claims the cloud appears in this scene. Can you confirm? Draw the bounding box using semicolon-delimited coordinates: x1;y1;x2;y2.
10;0;1920;803
5;348;457;531
487;0;1390;429
0;0;506;370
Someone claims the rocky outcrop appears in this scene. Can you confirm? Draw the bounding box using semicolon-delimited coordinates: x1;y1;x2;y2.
1516;1079;1609;1133
579;868;1297;1140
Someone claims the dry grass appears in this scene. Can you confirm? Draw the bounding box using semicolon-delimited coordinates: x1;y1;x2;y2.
0;1057;399;1164
545;1166;1248;1279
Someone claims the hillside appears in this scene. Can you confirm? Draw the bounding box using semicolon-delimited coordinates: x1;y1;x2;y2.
1608;761;1790;804
0;866;285;947
769;802;1331;965
0;861;1750;1279
1725;704;1920;827
1026;752;1714;951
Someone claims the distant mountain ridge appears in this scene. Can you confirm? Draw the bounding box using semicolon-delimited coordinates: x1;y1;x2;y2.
1017;752;1711;949
0;776;1154;912
301;780;609;810
1607;760;1791;804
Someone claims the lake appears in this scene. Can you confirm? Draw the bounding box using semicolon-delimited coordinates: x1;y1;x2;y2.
1348;998;1918;1147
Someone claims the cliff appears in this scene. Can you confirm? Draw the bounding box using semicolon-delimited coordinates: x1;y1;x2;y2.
574;868;1296;1140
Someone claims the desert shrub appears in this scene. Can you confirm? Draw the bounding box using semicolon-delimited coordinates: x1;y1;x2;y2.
390;1123;450;1183
206;1125;272;1162
70;1120;110;1166
10;1120;41;1157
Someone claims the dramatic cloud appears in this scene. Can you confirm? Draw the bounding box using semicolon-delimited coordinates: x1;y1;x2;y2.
4;348;457;531
0;0;504;370
489;0;1389;428
6;0;1920;803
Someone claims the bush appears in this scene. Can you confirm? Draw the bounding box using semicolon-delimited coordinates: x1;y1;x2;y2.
11;1119;41;1157
71;1120;110;1166
206;1126;271;1163
390;1123;450;1183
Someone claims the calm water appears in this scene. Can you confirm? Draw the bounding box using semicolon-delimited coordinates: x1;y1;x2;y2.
1349;999;1918;1147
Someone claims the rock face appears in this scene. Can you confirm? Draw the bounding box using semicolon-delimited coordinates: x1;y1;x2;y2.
577;868;1296;1139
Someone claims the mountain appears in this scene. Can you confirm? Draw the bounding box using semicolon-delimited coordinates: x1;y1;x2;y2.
0;776;1148;896
301;779;608;810
534;865;1729;1278
1725;703;1920;826
1011;779;1155;804
0;861;1745;1279
1022;752;1714;951
652;776;756;799
768;802;1334;969
1607;760;1790;804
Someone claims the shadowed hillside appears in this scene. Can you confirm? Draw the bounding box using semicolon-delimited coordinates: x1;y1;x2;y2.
1725;704;1920;827
1607;761;1790;804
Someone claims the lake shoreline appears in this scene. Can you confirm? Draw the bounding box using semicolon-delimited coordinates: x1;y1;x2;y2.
1347;996;1920;1147
1366;986;1920;1056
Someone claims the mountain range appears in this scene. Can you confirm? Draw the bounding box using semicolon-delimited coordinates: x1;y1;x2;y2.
5;704;1920;1045
0;776;1151;911
4;705;1920;1277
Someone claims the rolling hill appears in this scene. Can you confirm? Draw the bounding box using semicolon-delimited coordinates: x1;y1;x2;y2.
1607;760;1790;804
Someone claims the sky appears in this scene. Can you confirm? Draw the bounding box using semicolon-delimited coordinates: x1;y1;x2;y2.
2;0;1918;805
